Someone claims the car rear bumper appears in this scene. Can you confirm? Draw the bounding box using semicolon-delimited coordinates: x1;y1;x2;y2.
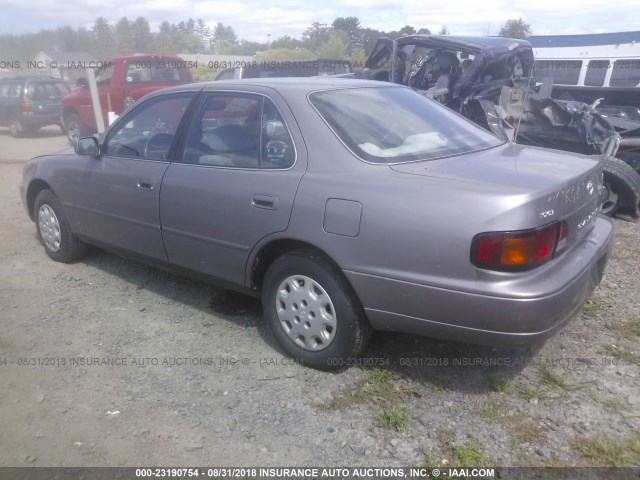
345;215;614;346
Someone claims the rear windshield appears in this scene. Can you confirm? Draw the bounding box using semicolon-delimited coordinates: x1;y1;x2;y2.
309;86;502;164
25;81;70;100
125;60;191;83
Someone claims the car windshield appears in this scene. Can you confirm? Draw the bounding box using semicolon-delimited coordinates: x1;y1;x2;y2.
309;86;503;163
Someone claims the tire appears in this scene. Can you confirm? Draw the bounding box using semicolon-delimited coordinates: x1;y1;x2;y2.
34;190;87;263
262;250;371;371
9;118;24;138
595;156;640;217
65;113;89;146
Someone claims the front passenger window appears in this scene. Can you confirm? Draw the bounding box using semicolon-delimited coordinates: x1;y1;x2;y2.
105;93;194;160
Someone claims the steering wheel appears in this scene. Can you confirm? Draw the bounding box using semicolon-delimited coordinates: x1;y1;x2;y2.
144;133;174;160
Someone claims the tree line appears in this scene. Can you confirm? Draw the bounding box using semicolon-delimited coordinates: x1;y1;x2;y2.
0;15;532;64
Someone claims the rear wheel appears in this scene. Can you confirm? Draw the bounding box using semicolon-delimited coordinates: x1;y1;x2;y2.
262;250;371;371
9;118;24;138
34;190;87;263
596;156;640;217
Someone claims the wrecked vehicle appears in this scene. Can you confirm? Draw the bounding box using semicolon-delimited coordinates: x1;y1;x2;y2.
359;35;640;217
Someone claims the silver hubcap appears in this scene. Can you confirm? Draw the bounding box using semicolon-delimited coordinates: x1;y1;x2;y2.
67;121;79;143
38;204;61;252
276;275;337;351
601;182;619;215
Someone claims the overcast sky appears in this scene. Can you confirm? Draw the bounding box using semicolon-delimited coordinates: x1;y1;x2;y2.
1;0;640;42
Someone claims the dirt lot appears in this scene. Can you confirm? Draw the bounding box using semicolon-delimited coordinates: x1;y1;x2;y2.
0;126;639;468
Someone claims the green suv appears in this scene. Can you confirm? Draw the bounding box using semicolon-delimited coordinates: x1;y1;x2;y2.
0;77;70;137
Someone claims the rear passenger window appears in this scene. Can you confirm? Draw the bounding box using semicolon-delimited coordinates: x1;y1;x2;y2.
261;98;295;168
584;60;609;87
0;83;9;98
610;60;640;87
9;83;23;98
183;94;294;169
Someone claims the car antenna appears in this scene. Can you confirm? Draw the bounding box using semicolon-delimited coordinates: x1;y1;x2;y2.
513;50;536;145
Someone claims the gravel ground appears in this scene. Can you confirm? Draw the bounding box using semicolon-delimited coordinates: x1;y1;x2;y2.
0;126;639;468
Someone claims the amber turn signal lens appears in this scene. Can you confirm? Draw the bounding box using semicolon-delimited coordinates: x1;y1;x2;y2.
501;236;537;266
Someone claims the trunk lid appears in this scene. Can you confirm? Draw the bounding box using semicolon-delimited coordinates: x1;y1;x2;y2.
390;142;603;247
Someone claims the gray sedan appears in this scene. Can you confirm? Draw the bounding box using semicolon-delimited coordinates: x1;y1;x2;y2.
21;78;614;370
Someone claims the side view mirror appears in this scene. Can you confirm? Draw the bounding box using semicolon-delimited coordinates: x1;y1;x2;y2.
75;137;100;156
76;78;89;88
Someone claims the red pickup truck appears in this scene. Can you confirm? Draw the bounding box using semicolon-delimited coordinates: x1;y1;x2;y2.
61;55;193;144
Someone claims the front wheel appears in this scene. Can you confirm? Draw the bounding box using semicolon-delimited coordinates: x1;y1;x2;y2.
34;190;87;263
262;250;371;371
64;113;89;146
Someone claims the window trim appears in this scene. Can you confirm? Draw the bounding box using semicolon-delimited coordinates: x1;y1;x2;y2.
176;90;298;171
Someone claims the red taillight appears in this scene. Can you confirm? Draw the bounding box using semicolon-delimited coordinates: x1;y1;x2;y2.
471;221;568;271
21;101;32;113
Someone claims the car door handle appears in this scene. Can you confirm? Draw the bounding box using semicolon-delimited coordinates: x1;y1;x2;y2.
137;179;156;190
252;194;279;210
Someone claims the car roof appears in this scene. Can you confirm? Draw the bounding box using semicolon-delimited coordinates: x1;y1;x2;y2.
397;34;532;54
154;77;399;96
0;77;65;82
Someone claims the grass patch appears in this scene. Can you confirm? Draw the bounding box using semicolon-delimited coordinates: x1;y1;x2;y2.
599;398;628;415
580;297;604;317
601;343;640;365
572;432;640;466
517;386;540;400
429;383;445;394
611;248;631;261
539;365;574;391
453;435;489;467
422;433;489;470
489;372;510;393
476;393;546;447
612;318;640;341
509;419;546;446
375;404;410;431
319;368;419;431
476;394;505;422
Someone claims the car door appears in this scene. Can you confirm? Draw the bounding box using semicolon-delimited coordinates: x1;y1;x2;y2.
74;91;196;261
160;90;306;286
